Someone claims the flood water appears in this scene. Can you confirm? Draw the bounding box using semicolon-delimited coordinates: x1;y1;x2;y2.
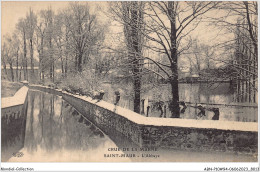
5;90;257;162
102;83;258;122
7;90;130;162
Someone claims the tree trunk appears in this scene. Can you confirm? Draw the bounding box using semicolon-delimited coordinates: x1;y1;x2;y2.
61;58;64;75
75;54;78;72
49;37;54;82
83;52;87;65
10;63;14;82
42;70;45;82
131;2;141;114
60;51;64;75
244;1;258;62
65;30;69;77
78;52;83;73
133;75;141;113
52;61;54;83
25;59;28;81
16;51;19;81
65;55;68;77
38;49;42;82
30;38;34;74
244;1;257;103
50;61;52;80
170;77;180;118
19;65;22;81
2;57;8;77
169;1;180;118
39;35;44;83
23;31;27;80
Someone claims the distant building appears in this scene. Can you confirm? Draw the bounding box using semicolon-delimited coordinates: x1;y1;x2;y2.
1;66;39;82
185;74;200;83
1;66;39;70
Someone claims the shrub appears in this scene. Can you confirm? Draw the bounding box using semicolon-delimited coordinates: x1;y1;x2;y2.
61;70;102;94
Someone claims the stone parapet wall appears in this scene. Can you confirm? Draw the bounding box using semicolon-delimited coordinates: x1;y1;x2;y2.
2;86;29;109
28;85;258;155
62;93;143;147
2;86;29;121
1;86;29;161
140;125;257;154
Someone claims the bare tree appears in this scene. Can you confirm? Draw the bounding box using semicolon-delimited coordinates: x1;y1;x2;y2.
41;8;55;82
25;8;37;74
209;1;258;102
109;2;218;116
2;35;19;82
35;12;46;82
143;2;218;117
63;2;104;73
185;40;215;79
201;44;215;70
12;33;21;82
123;2;144;113
53;13;65;76
16;18;28;80
1;43;9;79
109;2;145;113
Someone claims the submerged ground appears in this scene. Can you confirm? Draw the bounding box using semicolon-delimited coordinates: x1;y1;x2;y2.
1;82;257;162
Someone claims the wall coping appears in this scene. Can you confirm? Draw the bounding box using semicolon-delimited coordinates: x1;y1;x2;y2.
2;86;29;109
68;92;258;133
29;84;258;132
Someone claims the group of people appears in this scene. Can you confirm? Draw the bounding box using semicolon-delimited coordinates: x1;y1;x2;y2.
65;87;220;120
64;87;121;106
147;101;220;120
92;90;220;120
92;90;120;106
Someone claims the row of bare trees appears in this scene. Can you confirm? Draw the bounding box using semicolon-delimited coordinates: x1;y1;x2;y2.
2;2;105;83
209;1;258;102
2;1;258;117
232;2;257;103
109;1;220;117
109;1;257;116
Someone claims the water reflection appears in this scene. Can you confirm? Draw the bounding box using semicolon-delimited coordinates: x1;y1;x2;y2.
141;83;257;122
1;100;28;161
7;90;130;162
5;90;257;162
26;92;36;153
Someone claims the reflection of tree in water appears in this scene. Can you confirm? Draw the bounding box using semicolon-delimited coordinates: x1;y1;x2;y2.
42;94;57;151
24;91;107;153
36;92;52;151
61;103;107;151
37;93;45;144
59;101;63;129
25;92;37;153
49;95;54;150
62;106;88;150
33;93;56;151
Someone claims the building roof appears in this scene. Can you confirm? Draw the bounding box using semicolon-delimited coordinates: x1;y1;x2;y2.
1;66;39;70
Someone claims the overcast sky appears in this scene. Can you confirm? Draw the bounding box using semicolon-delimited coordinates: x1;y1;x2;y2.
1;1;231;43
2;2;65;36
1;1;112;37
1;1;240;72
1;0;236;71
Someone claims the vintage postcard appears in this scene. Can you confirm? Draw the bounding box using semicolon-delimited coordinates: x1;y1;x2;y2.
1;1;258;171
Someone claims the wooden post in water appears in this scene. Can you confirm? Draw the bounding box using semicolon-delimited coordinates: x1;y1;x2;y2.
141;99;145;115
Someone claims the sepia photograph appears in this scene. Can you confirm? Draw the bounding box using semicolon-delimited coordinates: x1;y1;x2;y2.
1;0;258;170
